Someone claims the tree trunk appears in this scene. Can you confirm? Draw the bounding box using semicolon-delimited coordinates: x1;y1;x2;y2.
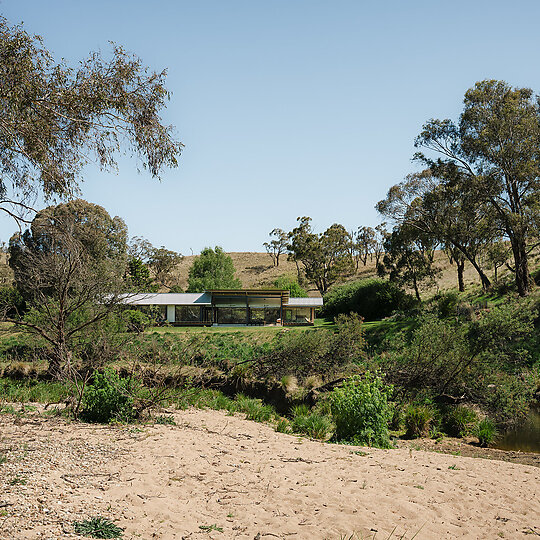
412;275;421;301
511;236;531;296
457;259;465;292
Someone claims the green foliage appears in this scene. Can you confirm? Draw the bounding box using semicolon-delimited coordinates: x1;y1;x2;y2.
0;377;68;403
0;17;181;221
73;516;124;539
434;291;461;318
329;372;393;448
290;406;333;440
123;309;151;333
256;313;365;381
0;286;26;319
275;417;291;433
187;246;241;292
287;217;354;294
475;418;498;447
235;394;276;422
127;258;155;291
404;404;435;438
322;279;415;321
273;276;308;297
80;370;136;424
442;406;478;438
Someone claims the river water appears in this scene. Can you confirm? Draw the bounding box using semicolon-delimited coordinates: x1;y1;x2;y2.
494;408;540;453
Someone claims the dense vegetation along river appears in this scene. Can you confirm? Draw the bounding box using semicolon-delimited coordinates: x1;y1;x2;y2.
494;408;540;453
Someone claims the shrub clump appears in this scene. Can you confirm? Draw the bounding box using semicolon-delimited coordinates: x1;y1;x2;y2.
329;372;393;448
123;309;151;333
475;417;498;447
442;406;478;437
321;278;415;321
404;404;435;438
80;370;136;423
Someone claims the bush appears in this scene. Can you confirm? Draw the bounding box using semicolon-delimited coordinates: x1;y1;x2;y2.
123;309;151;333
404;404;435;438
322;279;416;321
443;406;478;438
80;370;136;423
329;372;393;448
256;314;365;381
475;418;498;447
434;291;460;318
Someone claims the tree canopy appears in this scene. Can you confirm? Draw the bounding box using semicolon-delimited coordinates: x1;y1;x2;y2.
414;80;540;296
0;17;182;223
187;247;241;292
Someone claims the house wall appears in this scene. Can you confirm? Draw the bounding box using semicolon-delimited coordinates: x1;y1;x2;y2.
166;305;175;323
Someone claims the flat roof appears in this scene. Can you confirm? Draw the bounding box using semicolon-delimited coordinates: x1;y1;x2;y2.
124;293;212;306
123;290;323;307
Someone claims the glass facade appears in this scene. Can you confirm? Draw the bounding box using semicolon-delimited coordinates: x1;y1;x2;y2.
175;305;201;322
284;307;312;323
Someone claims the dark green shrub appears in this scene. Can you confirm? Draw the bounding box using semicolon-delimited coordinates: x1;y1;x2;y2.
329;372;393;448
0;285;26;318
123;309;151;333
404;405;435;438
322;279;416;321
442;406;478;437
80;370;136;423
475;418;498;447
434;291;460;318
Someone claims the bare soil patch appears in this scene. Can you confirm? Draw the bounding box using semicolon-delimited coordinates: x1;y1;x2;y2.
1;408;539;539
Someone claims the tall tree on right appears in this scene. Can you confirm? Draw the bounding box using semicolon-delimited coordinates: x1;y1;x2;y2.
415;80;540;296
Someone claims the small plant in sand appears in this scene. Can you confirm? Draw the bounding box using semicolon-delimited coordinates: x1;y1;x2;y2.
235;394;276;422
275;417;292;433
73;516;124;538
329;372;393;448
199;524;223;532
80;369;136;424
154;414;176;425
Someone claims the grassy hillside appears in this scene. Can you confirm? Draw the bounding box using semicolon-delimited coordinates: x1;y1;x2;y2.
0;248;528;298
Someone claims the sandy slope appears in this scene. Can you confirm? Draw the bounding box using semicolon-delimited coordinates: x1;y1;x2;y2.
1;409;539;540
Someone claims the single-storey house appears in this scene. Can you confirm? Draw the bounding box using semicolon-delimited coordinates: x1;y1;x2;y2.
124;289;323;326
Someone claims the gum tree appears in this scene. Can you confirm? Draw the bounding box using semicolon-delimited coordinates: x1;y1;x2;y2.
0;17;182;224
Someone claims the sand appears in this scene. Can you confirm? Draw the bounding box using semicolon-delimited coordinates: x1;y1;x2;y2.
0;408;539;539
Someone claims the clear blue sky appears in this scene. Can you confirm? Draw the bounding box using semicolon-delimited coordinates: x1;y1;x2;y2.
2;0;540;254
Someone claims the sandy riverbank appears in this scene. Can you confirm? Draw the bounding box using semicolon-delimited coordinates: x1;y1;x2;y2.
0;408;539;539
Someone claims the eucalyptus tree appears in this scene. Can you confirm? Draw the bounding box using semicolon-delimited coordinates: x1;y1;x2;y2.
263;228;289;267
377;223;439;301
0;17;182;224
414;80;540;296
377;169;496;291
287;217;354;294
7;200;129;375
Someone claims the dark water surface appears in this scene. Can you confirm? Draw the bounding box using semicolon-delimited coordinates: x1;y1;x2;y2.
494;408;540;453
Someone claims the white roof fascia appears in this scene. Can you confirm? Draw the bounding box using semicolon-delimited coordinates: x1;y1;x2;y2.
286;297;323;307
123;293;212;306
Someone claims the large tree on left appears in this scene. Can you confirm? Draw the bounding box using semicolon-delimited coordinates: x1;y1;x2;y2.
7;200;129;376
0;17;182;222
